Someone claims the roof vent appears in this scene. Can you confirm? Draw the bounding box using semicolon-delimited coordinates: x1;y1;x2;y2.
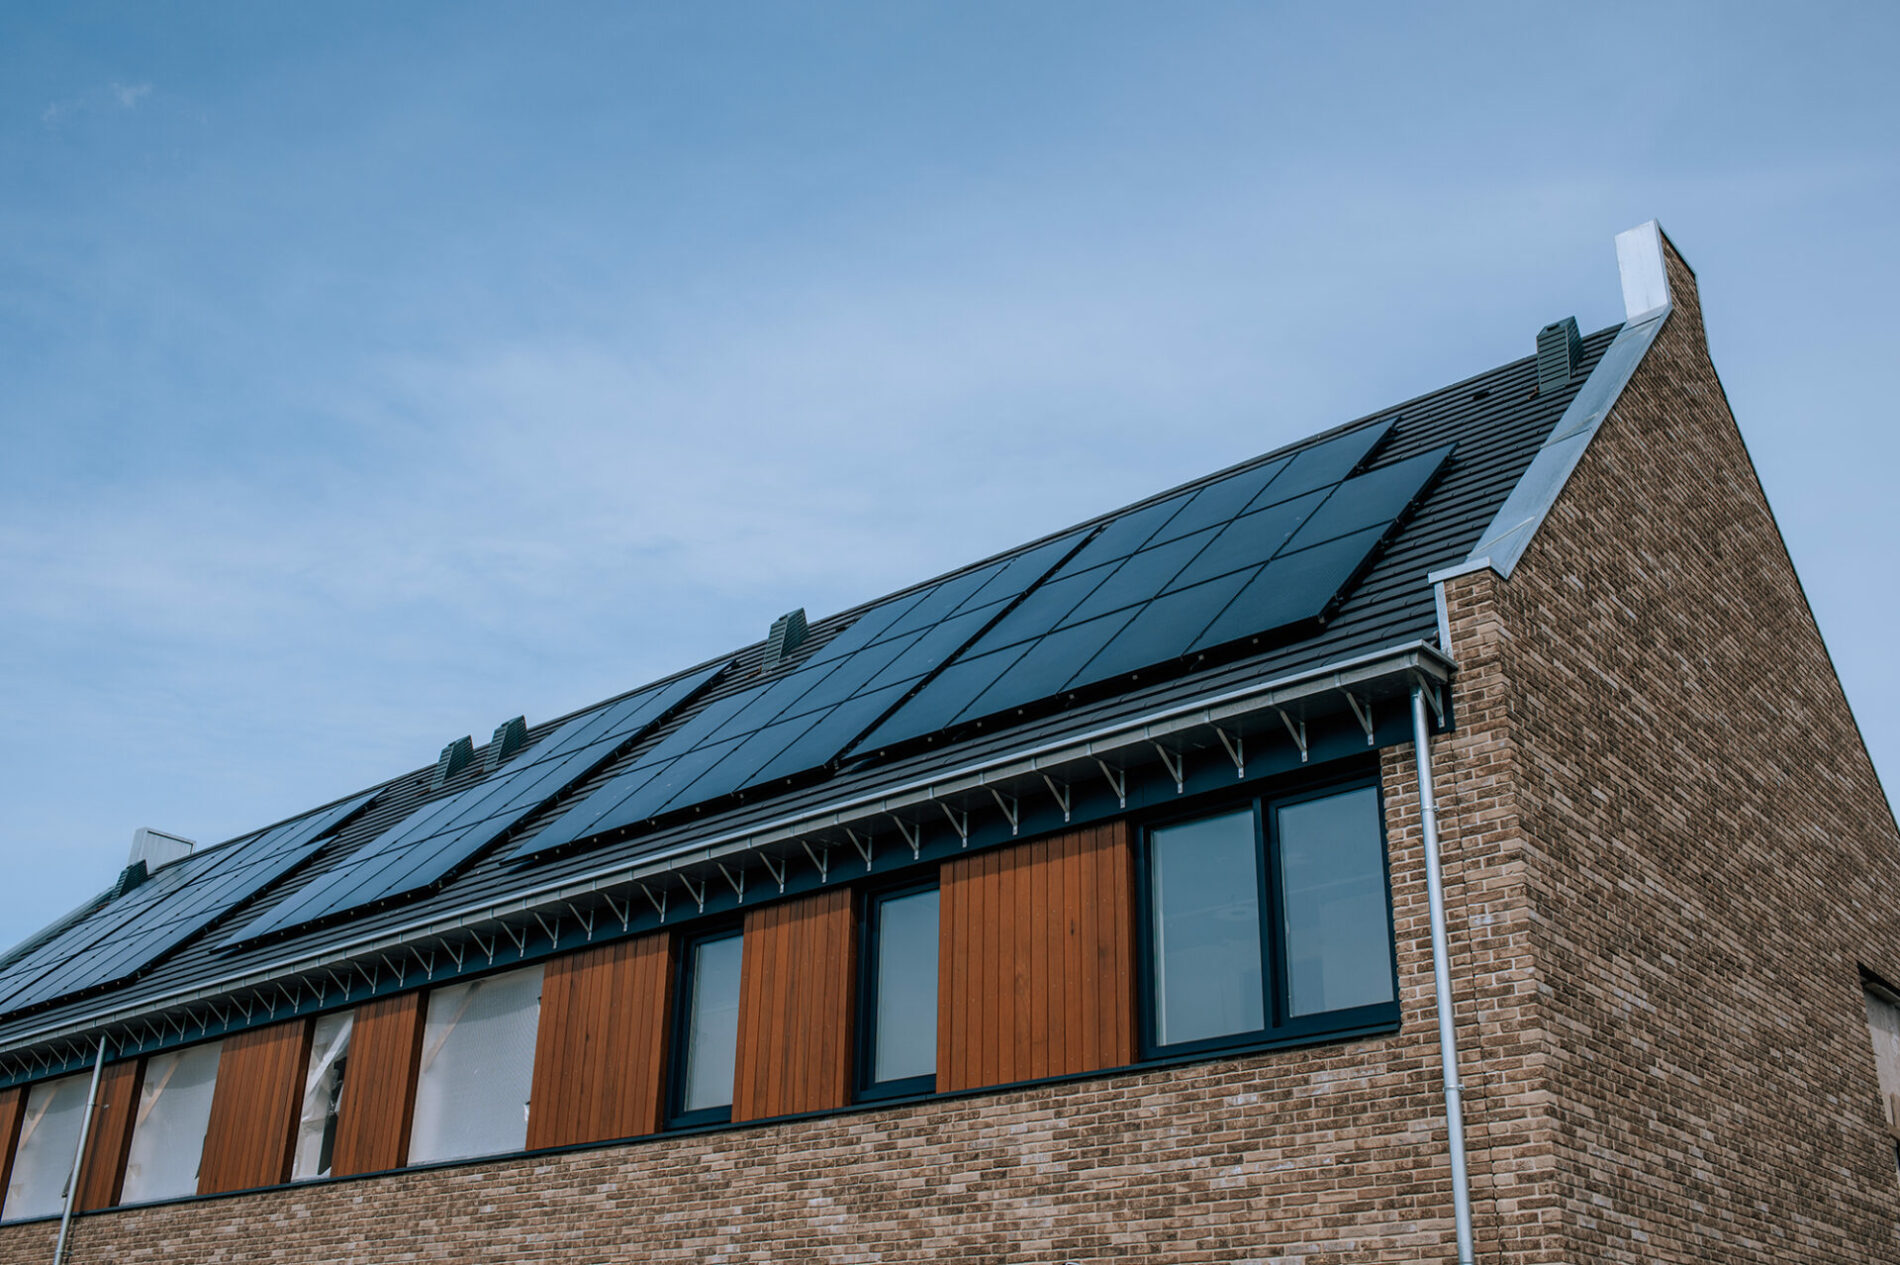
1536;316;1583;393
761;608;809;672
485;716;528;771
112;859;149;898
129;827;195;871
432;735;475;788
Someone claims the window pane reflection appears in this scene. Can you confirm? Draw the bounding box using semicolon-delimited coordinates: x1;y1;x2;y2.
1279;787;1394;1016
872;889;939;1084
1151;810;1263;1046
682;935;743;1114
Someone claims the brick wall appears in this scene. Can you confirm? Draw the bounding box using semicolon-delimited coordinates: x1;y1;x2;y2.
1457;234;1900;1261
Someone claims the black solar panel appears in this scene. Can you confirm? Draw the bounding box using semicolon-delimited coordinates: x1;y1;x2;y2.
221;662;727;947
851;427;1449;752
509;530;1091;861
0;791;377;1014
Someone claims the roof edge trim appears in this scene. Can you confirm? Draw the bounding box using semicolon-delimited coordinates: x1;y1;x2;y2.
0;639;1453;1060
1430;220;1673;586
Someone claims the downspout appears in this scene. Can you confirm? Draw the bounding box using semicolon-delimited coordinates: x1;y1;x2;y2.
52;1038;106;1265
1411;684;1475;1265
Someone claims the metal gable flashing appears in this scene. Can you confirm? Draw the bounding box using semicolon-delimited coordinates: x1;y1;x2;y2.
1429;220;1675;591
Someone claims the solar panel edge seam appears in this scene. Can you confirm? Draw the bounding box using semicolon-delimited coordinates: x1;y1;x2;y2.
214;661;734;954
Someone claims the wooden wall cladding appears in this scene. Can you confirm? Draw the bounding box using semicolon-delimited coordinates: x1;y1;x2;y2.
938;821;1137;1092
330;992;425;1176
527;934;674;1150
197;1018;311;1194
76;1059;143;1210
0;1085;25;1214
732;888;856;1121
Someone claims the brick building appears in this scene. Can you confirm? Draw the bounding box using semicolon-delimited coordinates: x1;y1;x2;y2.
0;221;1895;1263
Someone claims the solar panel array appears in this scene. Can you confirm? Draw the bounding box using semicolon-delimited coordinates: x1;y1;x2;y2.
222;662;728;948
853;427;1452;752
0;791;377;1015
509;530;1090;862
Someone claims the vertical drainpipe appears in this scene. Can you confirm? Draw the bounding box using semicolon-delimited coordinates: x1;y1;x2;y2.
52;1038;107;1265
1411;684;1475;1265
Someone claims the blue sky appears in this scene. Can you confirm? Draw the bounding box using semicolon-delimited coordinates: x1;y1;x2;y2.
2;3;1895;949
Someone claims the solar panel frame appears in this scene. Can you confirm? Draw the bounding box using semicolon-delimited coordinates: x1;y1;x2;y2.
220;661;727;949
509;529;1095;863
0;790;377;1014
849;423;1445;751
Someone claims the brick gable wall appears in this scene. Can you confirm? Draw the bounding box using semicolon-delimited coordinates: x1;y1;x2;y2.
1456;234;1900;1261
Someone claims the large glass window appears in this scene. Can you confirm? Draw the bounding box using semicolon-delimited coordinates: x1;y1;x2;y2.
859;884;940;1097
1;1071;91;1221
1145;781;1395;1054
291;1010;354;1180
672;930;743;1125
408;964;543;1165
120;1040;223;1204
1278;786;1397;1016
1151;810;1264;1047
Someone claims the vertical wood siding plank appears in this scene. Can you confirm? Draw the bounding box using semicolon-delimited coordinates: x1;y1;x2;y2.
528;934;674;1150
76;1058;143;1210
199;1019;311;1194
0;1085;27;1218
331;991;425;1176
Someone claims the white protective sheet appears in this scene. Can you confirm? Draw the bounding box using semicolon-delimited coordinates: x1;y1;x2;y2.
119;1040;223;1204
1;1071;91;1221
407;965;542;1165
291;1010;354;1180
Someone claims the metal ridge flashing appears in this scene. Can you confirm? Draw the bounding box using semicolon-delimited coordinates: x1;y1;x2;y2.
0;639;1452;1060
1430;220;1674;589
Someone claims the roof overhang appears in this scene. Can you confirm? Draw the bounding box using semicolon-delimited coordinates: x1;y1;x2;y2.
0;639;1452;1078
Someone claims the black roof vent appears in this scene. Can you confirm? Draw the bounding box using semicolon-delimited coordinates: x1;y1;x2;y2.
1536;316;1583;393
111;859;149;899
485;716;528;771
432;735;475;788
761;608;809;672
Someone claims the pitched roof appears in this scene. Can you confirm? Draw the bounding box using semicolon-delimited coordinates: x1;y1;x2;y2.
0;318;1622;1057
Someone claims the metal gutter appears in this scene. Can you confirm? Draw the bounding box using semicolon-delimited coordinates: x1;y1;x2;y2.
0;639;1453;1058
1430;220;1673;587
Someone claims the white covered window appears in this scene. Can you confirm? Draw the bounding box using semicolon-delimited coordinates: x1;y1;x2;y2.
407;965;543;1165
291;1010;354;1180
1;1071;91;1221
1866;987;1900;1138
120;1040;222;1204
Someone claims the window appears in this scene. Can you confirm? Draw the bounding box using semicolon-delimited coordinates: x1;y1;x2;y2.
408;964;543;1165
1865;985;1900;1143
670;929;743;1126
120;1040;223;1204
1;1071;91;1221
1144;781;1396;1055
858;883;940;1099
291;1010;354;1180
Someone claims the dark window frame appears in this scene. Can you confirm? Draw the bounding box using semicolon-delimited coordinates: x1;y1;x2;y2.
665;922;744;1129
1135;772;1400;1062
854;876;941;1103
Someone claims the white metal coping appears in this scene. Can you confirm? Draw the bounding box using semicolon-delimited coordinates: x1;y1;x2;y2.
0;639;1454;1062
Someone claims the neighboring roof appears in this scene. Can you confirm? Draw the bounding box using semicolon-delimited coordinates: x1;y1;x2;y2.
0;311;1624;1058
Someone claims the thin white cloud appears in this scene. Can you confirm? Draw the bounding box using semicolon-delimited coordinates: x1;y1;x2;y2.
111;82;152;108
